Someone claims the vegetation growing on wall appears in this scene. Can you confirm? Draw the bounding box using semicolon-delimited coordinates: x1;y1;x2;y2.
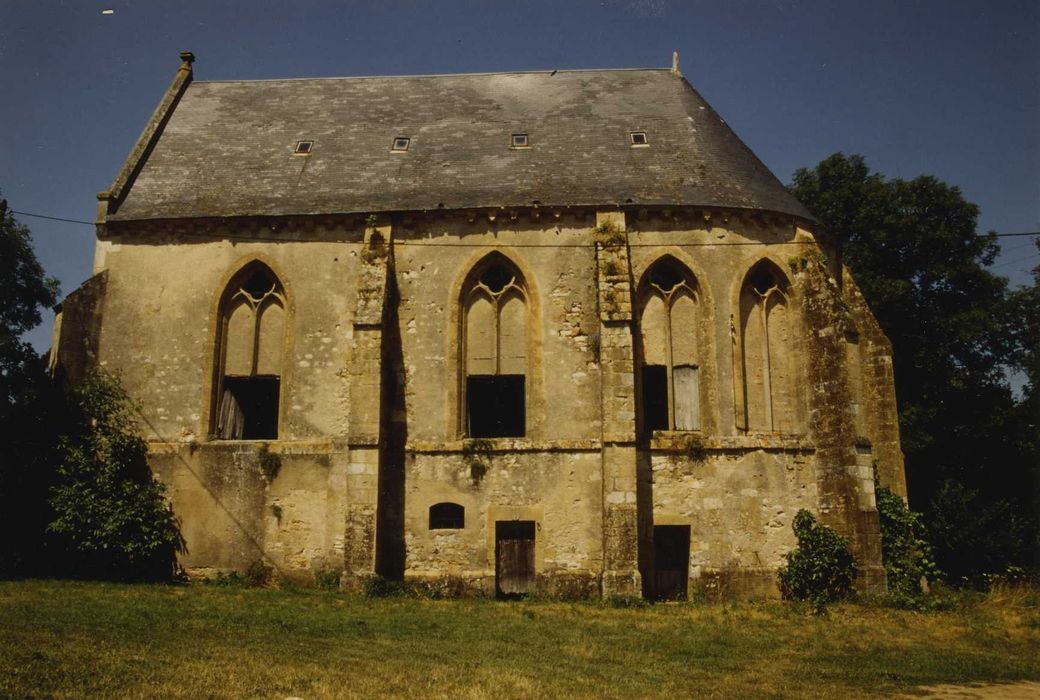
791;154;1038;581
777;510;856;608
875;481;940;598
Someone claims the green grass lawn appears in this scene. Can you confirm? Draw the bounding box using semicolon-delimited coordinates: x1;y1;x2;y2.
0;580;1037;699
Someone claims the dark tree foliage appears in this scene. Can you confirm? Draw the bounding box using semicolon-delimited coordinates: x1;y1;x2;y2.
0;196;59;421
1007;243;1040;568
49;371;185;581
791;154;1037;580
0;195;62;577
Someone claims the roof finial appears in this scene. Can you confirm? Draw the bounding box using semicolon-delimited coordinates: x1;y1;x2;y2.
179;51;195;67
671;51;681;76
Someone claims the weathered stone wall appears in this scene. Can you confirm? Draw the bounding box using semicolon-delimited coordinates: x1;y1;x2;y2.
62;206;897;595
403;446;603;592
648;436;819;598
51;270;107;387
90;222;362;442
843;269;906;497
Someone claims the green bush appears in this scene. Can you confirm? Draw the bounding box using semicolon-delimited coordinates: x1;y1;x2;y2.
876;483;940;596
314;568;342;591
777;510;856;607
47;371;184;581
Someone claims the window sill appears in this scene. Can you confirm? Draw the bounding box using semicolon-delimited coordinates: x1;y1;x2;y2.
650;432;813;453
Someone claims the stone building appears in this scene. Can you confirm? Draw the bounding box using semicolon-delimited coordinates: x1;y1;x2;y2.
53;52;906;599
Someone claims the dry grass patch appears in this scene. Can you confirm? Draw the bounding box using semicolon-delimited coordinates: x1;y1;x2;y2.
0;581;1037;699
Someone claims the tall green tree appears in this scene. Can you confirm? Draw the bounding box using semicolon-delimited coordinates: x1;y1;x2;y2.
0;194;62;577
0;196;59;419
49;371;184;581
790;154;1035;579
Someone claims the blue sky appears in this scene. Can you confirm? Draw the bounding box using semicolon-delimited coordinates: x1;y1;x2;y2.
2;0;1037;351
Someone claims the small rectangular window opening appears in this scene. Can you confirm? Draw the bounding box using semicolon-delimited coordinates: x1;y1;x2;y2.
511;133;530;148
630;131;649;146
293;140;313;155
391;136;411;152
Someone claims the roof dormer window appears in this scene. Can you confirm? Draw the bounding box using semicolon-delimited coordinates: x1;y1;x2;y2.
293;140;314;155
630;132;649;147
391;136;411;152
511;133;530;149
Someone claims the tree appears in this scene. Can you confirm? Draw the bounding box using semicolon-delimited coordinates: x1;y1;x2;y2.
49;371;184;581
0;195;61;577
790;154;1035;580
0;195;59;420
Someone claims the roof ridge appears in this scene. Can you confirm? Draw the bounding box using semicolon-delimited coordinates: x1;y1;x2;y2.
192;67;673;85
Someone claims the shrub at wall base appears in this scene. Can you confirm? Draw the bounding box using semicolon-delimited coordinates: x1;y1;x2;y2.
48;371;185;581
778;509;856;607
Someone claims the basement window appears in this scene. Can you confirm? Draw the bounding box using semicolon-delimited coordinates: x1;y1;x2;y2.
293;140;314;155
391;136;411;152
630;131;649;147
429;503;465;530
511;133;530;149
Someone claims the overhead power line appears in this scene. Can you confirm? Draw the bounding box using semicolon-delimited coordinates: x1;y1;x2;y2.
10;210;95;225
8;209;1039;244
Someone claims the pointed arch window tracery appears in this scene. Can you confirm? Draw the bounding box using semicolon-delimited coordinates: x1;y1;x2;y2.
462;258;527;438
737;260;802;433
638;258;702;433
213;263;287;440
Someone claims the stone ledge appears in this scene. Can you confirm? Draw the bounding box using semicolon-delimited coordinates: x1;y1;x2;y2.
650;431;815;454
148;439;344;455
407;438;603;454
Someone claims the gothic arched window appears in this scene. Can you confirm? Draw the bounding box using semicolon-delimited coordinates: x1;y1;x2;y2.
638;258;702;432
737;260;801;433
462;258;527;437
213;263;286;440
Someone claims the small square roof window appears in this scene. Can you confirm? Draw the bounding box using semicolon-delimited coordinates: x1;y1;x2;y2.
391;136;411;152
511;133;530;148
630;132;649;146
293;140;314;155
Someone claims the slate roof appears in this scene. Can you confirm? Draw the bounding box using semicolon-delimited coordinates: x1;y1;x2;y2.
107;68;814;222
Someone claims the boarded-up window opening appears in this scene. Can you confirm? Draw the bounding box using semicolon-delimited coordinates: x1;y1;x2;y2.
673;365;700;431
495;520;536;598
429;502;465;529
214;264;286;440
462;259;527;437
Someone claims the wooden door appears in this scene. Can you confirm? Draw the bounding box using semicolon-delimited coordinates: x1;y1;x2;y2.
495;521;536;598
651;525;690;601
